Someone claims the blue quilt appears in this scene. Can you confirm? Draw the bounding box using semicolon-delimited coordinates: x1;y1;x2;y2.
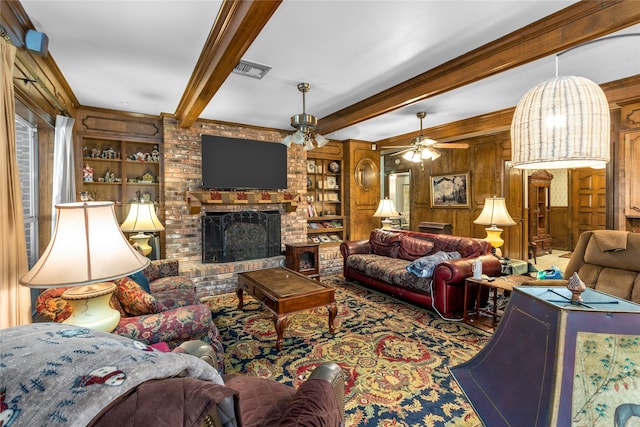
406;251;461;278
0;323;226;427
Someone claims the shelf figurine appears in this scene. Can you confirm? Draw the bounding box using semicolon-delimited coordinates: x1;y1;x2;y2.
83;164;93;182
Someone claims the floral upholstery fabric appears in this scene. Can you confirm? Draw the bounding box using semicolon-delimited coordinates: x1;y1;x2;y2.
144;259;179;282
113;277;159;316
154;288;202;311
35;287;72;322
150;275;195;293
346;254;433;293
35;259;225;373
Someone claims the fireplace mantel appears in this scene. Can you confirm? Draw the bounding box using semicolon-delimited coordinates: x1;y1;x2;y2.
185;190;300;214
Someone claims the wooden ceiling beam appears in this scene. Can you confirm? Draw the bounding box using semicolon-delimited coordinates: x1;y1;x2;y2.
174;0;281;128
318;1;640;135
378;75;640;147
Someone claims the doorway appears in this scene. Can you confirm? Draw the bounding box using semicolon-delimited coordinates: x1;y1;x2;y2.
570;168;606;248
388;172;410;229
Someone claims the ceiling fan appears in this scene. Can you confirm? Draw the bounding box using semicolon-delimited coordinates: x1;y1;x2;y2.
384;112;469;162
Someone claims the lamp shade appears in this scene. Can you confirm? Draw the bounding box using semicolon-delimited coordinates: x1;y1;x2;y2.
511;76;610;169
474;197;516;227
20;201;150;288
120;202;165;232
373;198;399;218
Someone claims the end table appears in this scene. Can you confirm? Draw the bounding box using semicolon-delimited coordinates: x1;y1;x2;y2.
285;243;320;280
463;275;533;329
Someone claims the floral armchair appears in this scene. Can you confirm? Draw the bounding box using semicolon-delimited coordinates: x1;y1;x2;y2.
35;259;226;373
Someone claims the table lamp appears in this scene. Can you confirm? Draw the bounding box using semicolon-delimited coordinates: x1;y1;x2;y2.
473;197;516;257
19;200;150;331
373;198;400;229
120;202;165;257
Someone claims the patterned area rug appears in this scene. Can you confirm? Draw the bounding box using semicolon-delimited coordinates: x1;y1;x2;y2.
206;276;491;426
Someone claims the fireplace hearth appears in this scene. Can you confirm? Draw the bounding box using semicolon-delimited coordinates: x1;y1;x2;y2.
202;210;281;263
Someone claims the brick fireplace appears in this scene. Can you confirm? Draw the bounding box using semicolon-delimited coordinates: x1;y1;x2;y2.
161;117;309;296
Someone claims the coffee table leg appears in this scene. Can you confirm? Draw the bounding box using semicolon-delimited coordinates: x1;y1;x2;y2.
327;302;337;333
236;288;244;310
274;315;289;350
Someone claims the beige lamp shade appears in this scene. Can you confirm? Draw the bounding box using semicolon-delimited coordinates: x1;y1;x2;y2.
373;198;400;218
120;202;165;232
20;201;150;288
511;75;610;169
474;197;516;228
374;198;400;229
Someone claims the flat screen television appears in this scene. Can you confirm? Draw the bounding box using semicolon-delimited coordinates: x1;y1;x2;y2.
201;135;288;190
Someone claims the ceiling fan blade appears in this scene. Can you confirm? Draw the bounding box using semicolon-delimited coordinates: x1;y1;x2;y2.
389;147;414;156
432;142;469;149
381;145;413;149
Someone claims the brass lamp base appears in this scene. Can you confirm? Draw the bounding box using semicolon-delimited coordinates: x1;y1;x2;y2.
380;218;394;229
61;282;120;332
129;232;152;256
484;226;504;257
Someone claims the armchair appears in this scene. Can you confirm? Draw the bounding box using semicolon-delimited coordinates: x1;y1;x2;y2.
35;259;225;373
530;230;640;303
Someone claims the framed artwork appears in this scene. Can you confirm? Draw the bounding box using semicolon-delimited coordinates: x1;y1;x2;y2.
430;173;470;207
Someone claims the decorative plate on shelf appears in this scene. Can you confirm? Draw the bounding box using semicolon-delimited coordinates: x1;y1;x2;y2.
328;161;340;173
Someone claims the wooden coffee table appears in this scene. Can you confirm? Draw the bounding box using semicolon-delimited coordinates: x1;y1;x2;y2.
236;267;337;350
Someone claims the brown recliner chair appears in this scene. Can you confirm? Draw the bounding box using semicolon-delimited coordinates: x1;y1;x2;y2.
176;340;345;427
92;339;345;427
533;230;640;303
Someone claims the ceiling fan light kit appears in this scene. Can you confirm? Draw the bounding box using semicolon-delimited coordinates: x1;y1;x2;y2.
389;112;467;162
281;83;329;151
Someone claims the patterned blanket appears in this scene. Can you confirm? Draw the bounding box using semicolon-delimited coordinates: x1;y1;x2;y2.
0;323;224;427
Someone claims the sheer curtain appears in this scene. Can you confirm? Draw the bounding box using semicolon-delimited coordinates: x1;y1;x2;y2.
51;115;76;231
1;37;31;327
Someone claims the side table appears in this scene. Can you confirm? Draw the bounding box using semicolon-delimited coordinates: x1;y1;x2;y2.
463;275;533;329
284;243;320;280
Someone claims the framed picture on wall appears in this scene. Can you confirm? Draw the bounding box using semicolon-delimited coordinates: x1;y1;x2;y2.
430;173;470;208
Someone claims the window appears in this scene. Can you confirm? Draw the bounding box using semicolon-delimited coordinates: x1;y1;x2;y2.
15;115;38;268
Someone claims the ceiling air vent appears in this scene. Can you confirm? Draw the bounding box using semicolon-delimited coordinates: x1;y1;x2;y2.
232;60;272;80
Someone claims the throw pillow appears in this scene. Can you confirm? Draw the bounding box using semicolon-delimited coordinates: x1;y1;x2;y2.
128;270;151;293
406;251;462;278
369;229;402;258
113;277;159;316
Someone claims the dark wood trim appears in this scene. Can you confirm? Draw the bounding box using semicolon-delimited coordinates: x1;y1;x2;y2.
174;0;282;128
318;1;640;135
4;0;79;116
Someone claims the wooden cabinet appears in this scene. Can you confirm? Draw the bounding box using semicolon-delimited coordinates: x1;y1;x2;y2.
79;137;161;222
528;170;553;256
306;147;345;246
285;243;320;279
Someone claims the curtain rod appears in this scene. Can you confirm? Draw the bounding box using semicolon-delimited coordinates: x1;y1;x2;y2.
14;54;70;117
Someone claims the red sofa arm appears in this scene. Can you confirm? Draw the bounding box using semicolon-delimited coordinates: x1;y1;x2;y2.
434;255;502;284
339;240;372;259
431;255;502;317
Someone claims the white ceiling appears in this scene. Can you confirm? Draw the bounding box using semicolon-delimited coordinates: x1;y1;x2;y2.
20;1;640;144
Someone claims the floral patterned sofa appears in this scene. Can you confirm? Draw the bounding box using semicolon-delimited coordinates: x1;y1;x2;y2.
35;259;225;373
